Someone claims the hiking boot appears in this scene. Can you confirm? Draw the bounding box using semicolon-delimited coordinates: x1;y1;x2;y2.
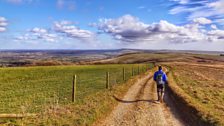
160;99;164;103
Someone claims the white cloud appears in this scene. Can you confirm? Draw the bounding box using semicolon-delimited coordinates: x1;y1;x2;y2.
211;24;217;29
169;6;187;15
169;0;224;25
15;33;32;41
207;29;224;40
30;27;59;42
93;15;224;44
169;6;204;15
96;15;150;42
15;20;94;43
57;20;74;25
188;9;215;21
170;0;189;4
0;27;6;32
214;19;224;25
30;27;47;33
38;33;58;42
193;17;212;25
207;0;224;15
16;27;59;42
0;17;7;32
54;21;94;39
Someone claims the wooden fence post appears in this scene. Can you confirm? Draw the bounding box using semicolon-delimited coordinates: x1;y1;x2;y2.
106;72;109;89
153;62;156;67
138;65;140;75
132;67;134;76
72;75;77;102
123;67;125;81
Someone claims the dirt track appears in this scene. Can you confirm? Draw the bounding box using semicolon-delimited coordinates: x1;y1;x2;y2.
98;72;185;126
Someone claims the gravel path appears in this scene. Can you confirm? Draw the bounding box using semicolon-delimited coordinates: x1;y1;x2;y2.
98;72;185;126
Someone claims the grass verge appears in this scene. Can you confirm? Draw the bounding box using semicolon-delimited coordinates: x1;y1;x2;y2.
166;67;222;126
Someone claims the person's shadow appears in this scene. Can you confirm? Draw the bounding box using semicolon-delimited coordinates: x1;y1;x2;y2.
113;95;158;104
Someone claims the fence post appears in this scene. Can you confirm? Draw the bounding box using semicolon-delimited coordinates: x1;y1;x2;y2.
106;72;109;89
138;65;140;75
153;62;156;67
132;67;134;76
123;67;125;81
72;75;77;102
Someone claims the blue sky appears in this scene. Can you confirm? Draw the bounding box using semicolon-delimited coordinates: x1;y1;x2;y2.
0;0;224;51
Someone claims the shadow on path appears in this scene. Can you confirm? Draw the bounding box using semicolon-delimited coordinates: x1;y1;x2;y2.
113;95;158;104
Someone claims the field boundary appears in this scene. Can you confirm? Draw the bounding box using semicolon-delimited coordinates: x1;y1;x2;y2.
0;64;151;115
0;65;153;125
166;68;219;126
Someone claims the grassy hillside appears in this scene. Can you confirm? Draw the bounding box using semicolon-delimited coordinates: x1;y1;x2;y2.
169;64;224;125
0;64;151;125
93;52;224;64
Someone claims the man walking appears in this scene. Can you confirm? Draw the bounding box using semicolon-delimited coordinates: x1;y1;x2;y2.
153;66;168;103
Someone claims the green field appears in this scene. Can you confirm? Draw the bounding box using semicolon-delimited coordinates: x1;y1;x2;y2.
0;64;150;114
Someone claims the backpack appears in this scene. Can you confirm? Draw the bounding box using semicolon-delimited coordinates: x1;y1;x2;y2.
156;73;165;85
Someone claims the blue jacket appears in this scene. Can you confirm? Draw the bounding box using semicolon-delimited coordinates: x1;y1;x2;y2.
153;70;168;82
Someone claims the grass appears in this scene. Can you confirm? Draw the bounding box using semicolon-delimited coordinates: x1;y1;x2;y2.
0;64;152;125
169;64;224;125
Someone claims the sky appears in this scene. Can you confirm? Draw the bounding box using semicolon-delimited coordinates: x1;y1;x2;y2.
0;0;224;51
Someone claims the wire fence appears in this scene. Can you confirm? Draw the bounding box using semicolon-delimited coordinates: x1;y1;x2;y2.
0;64;153;114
